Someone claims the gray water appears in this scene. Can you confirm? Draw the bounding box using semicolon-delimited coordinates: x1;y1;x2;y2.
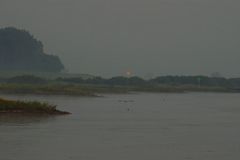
1;93;240;160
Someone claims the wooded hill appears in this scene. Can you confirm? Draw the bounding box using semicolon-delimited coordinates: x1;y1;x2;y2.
0;27;64;72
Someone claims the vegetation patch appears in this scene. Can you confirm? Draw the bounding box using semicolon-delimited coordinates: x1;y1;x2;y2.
0;98;70;115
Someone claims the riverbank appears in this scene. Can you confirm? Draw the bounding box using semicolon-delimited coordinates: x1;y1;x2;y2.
0;83;234;96
0;74;239;96
0;98;70;115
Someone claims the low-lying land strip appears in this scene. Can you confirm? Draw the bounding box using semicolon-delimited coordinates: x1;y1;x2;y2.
0;98;70;115
0;75;239;96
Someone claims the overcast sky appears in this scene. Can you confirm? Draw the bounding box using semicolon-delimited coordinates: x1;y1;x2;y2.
0;0;239;77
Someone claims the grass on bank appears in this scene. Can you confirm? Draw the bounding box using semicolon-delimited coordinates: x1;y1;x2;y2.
0;98;70;114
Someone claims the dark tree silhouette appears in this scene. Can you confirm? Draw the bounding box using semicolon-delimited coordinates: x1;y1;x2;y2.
0;27;64;72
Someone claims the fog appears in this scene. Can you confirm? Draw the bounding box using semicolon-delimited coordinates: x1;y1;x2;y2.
0;0;239;77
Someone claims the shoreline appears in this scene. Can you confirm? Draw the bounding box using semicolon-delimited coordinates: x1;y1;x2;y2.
0;84;236;96
0;98;71;115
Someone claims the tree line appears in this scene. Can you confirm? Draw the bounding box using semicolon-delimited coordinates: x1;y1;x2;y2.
56;75;240;88
3;75;240;89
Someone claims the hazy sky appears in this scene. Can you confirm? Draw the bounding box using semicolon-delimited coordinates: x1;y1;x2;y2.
0;0;239;77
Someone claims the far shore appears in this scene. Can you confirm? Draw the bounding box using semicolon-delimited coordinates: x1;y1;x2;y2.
1;74;240;96
0;83;236;97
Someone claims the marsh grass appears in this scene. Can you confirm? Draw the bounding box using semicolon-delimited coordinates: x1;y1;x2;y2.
0;98;70;114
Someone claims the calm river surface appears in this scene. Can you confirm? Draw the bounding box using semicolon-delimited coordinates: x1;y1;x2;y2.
1;93;240;160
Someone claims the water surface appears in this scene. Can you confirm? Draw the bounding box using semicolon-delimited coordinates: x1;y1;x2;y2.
1;93;240;160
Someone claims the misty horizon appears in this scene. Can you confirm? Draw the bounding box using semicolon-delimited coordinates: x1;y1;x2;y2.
0;0;239;77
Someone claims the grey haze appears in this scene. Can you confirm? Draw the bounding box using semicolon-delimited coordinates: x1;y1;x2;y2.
0;0;239;77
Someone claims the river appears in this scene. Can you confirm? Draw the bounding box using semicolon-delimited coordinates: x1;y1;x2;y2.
1;93;240;160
